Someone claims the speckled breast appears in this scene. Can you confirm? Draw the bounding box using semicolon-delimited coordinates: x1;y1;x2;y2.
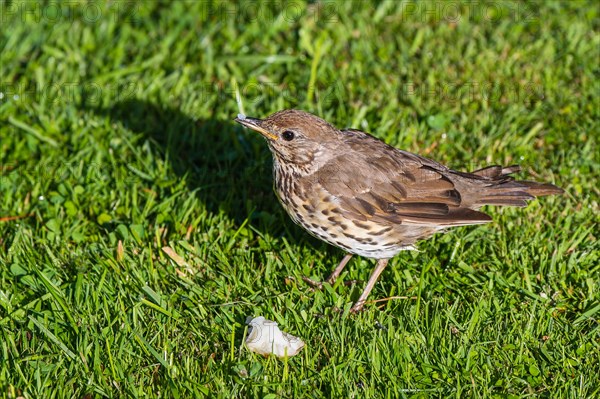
273;167;424;259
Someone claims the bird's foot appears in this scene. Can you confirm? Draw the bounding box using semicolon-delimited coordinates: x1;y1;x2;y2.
302;275;358;290
301;276;324;290
349;300;366;314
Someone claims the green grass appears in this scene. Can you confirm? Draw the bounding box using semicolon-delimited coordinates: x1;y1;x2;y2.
1;0;599;397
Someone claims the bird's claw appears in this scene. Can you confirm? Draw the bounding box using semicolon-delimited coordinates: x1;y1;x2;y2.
349;301;366;314
301;276;324;290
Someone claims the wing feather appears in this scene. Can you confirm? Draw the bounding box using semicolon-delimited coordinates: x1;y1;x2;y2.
313;129;491;226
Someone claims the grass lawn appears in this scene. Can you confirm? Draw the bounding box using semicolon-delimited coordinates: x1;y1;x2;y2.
1;0;599;397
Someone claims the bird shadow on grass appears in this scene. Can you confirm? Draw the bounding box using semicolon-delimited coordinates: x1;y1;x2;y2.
83;99;334;256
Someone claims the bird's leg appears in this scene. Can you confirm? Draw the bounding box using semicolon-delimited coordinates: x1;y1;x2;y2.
325;253;353;285
303;253;353;289
350;258;390;313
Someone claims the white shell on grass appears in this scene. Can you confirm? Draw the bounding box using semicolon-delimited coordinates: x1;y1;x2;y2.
237;113;246;120
245;316;305;358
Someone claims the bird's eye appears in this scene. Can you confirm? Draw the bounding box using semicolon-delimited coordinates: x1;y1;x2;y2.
282;130;295;141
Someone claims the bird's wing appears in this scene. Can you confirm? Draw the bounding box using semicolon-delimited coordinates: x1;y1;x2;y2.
314;129;491;227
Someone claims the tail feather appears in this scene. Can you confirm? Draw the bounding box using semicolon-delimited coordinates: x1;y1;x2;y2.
465;165;564;208
472;165;521;178
510;180;565;197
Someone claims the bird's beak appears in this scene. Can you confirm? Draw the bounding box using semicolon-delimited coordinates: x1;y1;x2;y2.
234;115;278;141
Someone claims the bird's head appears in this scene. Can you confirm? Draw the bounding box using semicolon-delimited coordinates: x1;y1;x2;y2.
235;109;340;167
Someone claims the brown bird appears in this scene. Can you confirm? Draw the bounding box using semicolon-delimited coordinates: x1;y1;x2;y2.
235;110;563;313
